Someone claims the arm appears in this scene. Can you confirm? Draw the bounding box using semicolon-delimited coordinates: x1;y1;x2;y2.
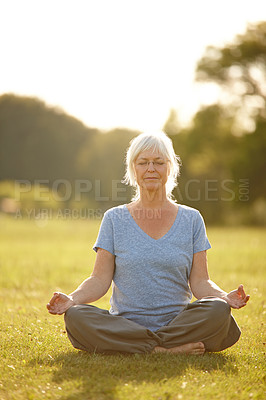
189;251;250;309
47;248;115;314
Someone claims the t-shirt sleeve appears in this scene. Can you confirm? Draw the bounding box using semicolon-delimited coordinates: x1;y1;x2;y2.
193;211;211;253
93;212;115;255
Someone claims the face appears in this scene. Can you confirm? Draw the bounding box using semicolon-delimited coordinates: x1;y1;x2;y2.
133;149;170;192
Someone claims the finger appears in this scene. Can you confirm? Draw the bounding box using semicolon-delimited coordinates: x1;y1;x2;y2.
47;303;56;311
230;299;245;309
47;301;58;311
48;292;60;306
48;304;64;315
242;295;250;304
237;284;243;294
49;309;60;315
237;285;246;299
47;305;57;314
231;297;249;309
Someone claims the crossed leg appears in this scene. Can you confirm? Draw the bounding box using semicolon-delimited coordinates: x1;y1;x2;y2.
64;298;241;355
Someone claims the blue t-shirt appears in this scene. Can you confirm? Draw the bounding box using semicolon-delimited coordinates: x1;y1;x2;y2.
93;204;211;331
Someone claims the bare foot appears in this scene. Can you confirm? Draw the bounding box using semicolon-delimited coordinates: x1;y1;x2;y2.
152;342;205;355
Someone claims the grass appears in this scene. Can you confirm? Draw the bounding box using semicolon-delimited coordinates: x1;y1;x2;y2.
0;215;265;400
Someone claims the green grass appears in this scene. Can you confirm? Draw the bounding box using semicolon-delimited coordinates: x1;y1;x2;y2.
0;216;265;400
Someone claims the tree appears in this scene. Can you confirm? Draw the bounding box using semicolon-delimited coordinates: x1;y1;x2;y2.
0;94;98;183
0;94;139;211
193;21;266;222
163;109;181;136
163;22;266;224
168;105;237;223
195;21;266;132
77;128;138;209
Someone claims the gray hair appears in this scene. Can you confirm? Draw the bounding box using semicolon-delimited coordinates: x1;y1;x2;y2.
123;131;181;201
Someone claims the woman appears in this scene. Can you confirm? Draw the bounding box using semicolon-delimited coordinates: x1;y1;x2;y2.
47;131;249;355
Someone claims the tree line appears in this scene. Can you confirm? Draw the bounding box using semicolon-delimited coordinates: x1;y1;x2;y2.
0;22;265;224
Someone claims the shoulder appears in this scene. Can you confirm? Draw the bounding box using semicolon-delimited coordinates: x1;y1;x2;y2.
100;205;131;237
178;205;206;228
103;204;129;221
178;204;201;218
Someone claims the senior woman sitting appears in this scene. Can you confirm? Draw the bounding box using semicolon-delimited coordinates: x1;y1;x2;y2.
47;131;249;355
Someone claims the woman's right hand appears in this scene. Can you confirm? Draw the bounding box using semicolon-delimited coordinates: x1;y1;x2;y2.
46;292;74;315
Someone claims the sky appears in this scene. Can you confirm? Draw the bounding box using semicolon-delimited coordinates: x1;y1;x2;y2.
1;0;266;132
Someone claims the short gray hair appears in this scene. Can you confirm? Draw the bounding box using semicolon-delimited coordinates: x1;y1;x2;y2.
123;131;181;201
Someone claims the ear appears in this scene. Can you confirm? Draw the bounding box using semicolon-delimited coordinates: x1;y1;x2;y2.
132;163;138;185
132;162;136;177
167;161;171;177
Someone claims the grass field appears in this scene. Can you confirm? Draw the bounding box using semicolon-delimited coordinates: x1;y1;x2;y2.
0;215;265;400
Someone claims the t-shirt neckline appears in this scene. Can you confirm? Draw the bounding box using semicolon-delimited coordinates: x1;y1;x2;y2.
123;204;183;242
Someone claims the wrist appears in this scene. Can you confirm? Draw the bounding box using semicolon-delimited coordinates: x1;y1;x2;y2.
68;293;77;305
219;292;228;301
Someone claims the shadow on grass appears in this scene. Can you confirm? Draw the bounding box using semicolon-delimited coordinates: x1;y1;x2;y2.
44;349;238;400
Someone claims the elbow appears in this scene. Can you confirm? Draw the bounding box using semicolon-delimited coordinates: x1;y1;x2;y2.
189;284;199;299
189;279;207;300
91;275;111;298
100;284;111;297
190;287;201;300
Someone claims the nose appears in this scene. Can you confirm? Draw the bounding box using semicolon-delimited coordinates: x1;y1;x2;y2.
147;161;156;172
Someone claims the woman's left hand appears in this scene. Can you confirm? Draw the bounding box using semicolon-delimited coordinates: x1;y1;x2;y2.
224;284;250;309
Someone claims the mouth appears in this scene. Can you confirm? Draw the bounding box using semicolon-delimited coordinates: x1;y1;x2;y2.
144;178;159;182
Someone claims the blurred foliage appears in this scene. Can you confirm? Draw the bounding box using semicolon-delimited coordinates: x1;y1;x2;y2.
0;94;99;182
0;94;138;214
188;21;266;223
195;21;266;132
0;22;265;224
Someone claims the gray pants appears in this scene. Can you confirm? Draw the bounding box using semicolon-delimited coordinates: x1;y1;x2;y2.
64;297;241;354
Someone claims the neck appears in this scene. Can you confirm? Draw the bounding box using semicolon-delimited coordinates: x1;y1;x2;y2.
137;187;170;209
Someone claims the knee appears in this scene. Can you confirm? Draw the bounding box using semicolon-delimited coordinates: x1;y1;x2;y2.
64;305;84;328
64;304;104;330
203;297;231;321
